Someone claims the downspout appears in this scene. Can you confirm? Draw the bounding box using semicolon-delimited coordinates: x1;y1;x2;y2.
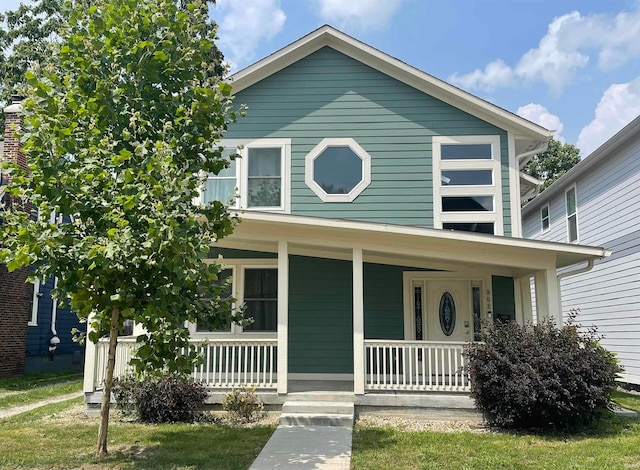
48;277;61;360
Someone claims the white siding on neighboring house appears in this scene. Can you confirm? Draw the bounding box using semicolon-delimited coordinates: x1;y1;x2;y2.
522;117;640;385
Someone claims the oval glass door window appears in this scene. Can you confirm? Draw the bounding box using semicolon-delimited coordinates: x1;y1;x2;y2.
439;292;456;336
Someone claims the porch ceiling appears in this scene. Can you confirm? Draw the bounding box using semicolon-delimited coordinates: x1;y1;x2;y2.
220;212;609;275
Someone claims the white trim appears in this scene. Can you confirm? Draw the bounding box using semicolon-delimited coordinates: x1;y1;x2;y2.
508;132;522;237
304;138;371;202
195;258;278;338
433;135;503;235
28;279;40;326
402;272;490;341
277;241;288;394
541;204;550;233
228;26;553;141
206;138;292;213
228;211;609;270
353;248;365;395
564;184;579;243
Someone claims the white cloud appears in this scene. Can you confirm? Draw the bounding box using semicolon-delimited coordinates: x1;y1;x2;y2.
312;0;403;31
215;0;286;70
450;3;640;93
517;104;565;142
576;76;640;156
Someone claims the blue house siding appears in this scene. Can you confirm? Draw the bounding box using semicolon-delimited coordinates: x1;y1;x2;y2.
227;47;512;234
26;277;84;372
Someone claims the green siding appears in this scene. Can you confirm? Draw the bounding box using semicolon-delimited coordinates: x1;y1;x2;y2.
289;256;353;374
208;248;277;259
364;263;406;340
492;275;516;323
228;47;511;233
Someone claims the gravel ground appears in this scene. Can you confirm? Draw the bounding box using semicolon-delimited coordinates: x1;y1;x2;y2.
356;414;489;433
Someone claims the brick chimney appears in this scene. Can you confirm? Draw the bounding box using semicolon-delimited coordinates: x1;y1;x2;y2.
0;96;30;379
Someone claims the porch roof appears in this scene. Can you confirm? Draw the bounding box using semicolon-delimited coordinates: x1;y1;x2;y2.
220;212;609;276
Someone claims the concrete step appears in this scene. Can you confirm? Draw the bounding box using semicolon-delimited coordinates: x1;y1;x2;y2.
281;400;354;415
286;391;355;403
279;412;354;427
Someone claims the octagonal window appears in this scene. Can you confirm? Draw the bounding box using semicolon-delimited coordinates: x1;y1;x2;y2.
305;138;371;202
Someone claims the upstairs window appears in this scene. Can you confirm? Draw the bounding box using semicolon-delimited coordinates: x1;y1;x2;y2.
541;205;550;232
433;135;503;235
565;186;578;242
202;139;291;212
305;138;371;202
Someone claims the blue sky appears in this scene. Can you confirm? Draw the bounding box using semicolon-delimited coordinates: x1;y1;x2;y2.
3;0;640;157
210;0;640;156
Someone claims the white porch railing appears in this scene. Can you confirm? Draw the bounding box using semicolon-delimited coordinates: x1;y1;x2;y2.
92;338;278;390
364;340;470;392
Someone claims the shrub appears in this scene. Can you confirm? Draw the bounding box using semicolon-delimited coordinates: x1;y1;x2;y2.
113;373;208;424
222;386;264;422
464;311;622;431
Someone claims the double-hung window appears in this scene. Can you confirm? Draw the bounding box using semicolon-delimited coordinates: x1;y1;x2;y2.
202;139;291;212
192;260;278;336
432;136;503;235
541;204;550;232
565;186;578;242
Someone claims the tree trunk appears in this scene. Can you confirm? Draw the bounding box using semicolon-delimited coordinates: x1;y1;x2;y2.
96;306;120;457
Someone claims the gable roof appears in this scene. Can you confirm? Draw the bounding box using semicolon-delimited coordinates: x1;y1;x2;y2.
230;25;554;143
522;114;640;216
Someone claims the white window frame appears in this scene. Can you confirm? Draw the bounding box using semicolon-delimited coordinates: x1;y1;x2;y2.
432;135;503;235
28;279;40;326
305;138;372;202
203;138;291;213
541;204;550;232
190;259;277;338
565;185;579;243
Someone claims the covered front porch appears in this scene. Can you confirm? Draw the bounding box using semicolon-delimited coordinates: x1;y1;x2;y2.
83;212;609;402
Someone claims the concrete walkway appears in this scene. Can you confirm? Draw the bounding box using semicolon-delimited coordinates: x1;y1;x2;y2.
0;392;82;420
250;425;353;470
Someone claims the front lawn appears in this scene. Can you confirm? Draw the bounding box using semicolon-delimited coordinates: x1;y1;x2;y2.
351;391;640;470
0;399;276;469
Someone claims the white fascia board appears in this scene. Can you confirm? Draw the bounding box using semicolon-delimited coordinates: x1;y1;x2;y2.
522;114;640;217
231;211;610;269
228;25;554;142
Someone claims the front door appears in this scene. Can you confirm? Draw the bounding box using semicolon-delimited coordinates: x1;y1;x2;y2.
425;281;472;342
409;279;473;342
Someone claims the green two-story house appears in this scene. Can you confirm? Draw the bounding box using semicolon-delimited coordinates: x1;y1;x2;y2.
84;26;608;403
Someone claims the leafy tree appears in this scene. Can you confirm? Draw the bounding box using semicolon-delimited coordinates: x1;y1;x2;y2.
0;0;65;131
524;139;581;191
0;0;226;132
0;0;243;457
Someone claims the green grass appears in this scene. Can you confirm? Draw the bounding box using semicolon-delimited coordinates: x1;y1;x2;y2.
352;391;640;470
0;371;82;393
0;380;83;410
0;398;276;469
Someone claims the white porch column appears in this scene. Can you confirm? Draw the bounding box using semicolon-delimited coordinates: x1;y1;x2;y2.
353;248;365;395
83;313;97;393
277;240;289;395
514;276;533;324
534;269;562;325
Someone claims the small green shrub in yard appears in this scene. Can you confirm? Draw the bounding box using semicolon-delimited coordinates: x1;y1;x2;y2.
113;373;207;424
223;386;264;422
464;311;622;431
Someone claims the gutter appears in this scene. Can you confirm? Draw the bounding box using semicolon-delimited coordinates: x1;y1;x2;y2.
557;259;595;281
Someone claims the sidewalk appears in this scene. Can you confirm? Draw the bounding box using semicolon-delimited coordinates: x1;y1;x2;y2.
250;424;352;470
0;392;82;420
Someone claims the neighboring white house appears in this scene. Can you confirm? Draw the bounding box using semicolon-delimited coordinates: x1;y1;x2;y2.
522;115;640;386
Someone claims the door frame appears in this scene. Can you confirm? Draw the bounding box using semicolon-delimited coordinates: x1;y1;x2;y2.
402;272;492;341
